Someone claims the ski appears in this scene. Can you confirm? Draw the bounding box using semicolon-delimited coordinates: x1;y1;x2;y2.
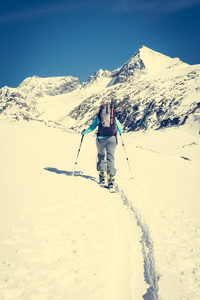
99;182;115;192
99;182;107;188
98;173;118;193
108;185;116;193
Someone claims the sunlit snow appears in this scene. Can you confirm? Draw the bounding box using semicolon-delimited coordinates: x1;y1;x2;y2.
0;46;200;300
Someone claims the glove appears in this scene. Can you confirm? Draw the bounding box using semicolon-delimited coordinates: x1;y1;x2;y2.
81;129;86;135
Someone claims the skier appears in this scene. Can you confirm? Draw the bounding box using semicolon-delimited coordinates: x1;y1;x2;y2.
81;102;123;191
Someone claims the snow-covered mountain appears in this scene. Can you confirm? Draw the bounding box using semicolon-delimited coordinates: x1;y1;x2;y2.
68;46;200;132
18;75;81;97
0;46;200;133
0;75;81;121
112;45;187;84
1;46;200;300
0;118;200;300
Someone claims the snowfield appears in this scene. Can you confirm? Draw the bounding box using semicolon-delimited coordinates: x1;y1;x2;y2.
0;118;200;299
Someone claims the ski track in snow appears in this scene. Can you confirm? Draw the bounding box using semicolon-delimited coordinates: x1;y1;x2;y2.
117;129;200;300
0;120;200;299
0;121;148;300
119;190;159;300
1;46;200;300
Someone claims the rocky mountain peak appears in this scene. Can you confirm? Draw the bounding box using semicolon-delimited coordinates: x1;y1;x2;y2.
18;75;81;97
82;69;112;88
113;46;187;84
0;46;199;133
0;74;81;121
94;69;111;78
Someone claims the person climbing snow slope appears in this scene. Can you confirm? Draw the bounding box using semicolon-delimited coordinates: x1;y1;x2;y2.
81;102;123;192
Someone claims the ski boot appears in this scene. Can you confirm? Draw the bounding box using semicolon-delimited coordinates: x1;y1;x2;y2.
99;170;106;186
107;174;116;193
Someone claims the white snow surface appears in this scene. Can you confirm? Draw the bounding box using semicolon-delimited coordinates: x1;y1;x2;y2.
0;118;200;300
18;75;81;96
133;46;188;74
0;45;200;299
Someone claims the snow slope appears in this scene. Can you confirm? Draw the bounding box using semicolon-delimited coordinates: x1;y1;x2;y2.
1;46;200;133
18;75;81;97
0;118;200;299
0;45;200;300
117;125;200;299
112;45;188;85
0;120;147;300
66;47;200;132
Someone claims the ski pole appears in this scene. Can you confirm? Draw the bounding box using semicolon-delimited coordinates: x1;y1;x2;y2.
73;134;84;176
119;133;133;179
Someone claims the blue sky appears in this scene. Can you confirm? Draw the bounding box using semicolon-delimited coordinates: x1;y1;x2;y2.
0;0;200;88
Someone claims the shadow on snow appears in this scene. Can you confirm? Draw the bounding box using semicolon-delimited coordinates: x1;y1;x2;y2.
44;167;97;183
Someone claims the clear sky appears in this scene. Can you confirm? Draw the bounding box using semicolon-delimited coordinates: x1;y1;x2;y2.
1;0;200;88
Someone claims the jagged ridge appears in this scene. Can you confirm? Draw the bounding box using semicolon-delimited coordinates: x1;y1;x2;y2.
0;46;200;132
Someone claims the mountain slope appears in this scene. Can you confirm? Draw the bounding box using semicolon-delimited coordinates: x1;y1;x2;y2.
1;46;200;300
68;59;200;132
18;75;81;97
0;120;148;300
112;45;188;84
0;119;200;299
0;75;80;121
0;46;200;134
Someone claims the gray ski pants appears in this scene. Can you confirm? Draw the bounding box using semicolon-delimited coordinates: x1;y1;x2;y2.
96;136;117;176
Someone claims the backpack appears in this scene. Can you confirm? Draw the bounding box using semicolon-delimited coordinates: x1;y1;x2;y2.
97;102;117;136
